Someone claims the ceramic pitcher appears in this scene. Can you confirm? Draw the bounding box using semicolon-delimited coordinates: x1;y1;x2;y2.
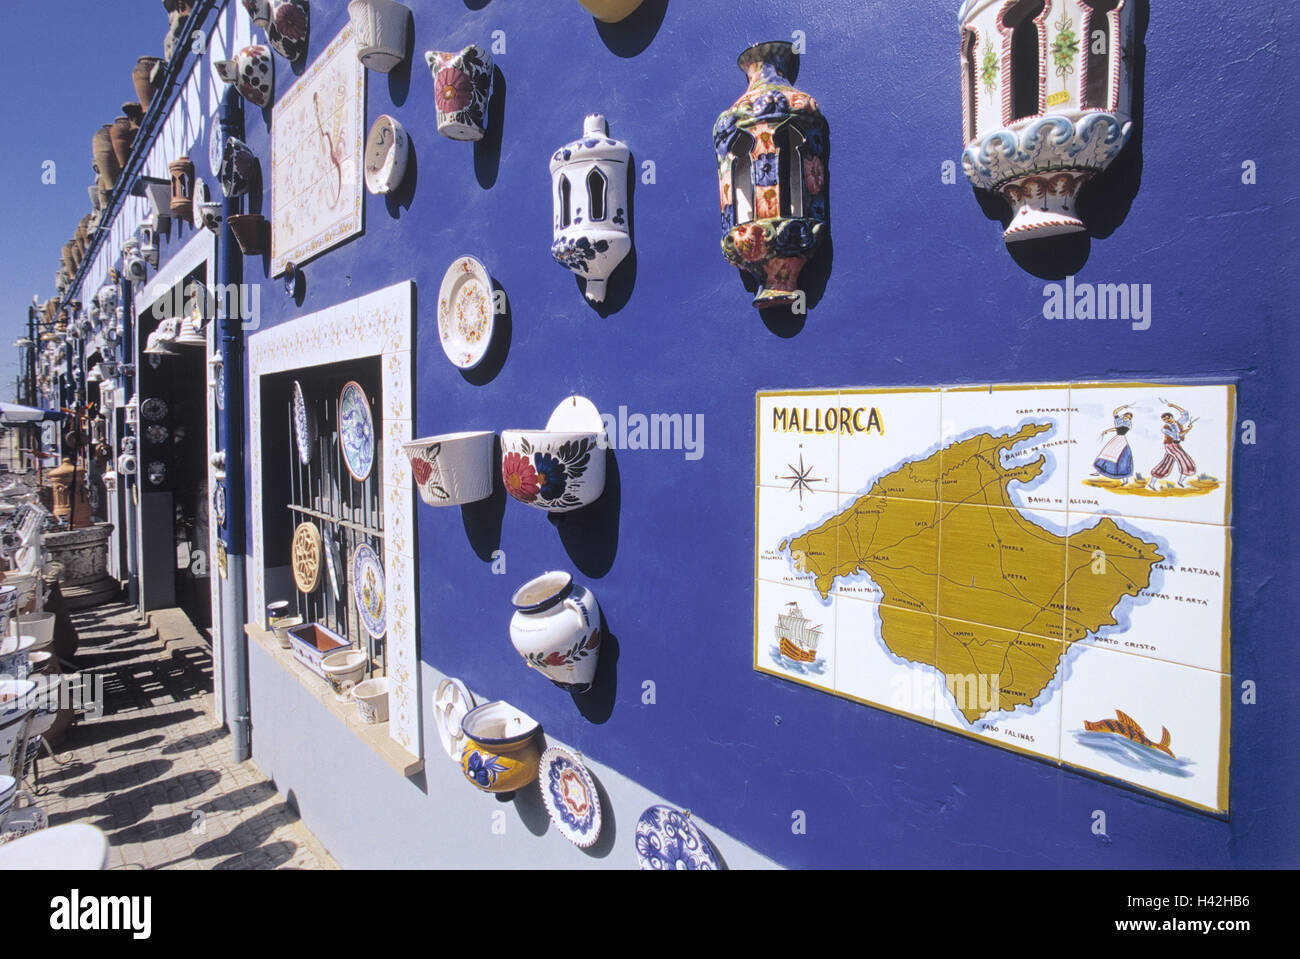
215;44;274;108
508;571;601;692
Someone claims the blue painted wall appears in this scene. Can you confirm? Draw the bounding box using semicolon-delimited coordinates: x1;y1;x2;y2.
209;0;1298;867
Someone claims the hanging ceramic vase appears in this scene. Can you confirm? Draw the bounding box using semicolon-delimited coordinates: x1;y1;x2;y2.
267;0;310;63
425;45;494;142
110;117;135;169
508;571;602;693
549;114;632;303
227;214;268;255
133;57;164;112
459;701;542;794
348;0;411;74
92;125;120;190
215;44;274;109
576;0;645;22
714;41;829;310
169;156;195;220
220;137;257;198
363;114;409;195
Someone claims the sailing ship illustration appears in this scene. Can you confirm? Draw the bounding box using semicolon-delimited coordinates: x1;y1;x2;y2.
775;602;822;663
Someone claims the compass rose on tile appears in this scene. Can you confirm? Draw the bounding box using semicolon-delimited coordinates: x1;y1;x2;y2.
779;449;827;507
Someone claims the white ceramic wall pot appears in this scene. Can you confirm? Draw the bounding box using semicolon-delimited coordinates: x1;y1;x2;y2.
363;114;409;195
509;571;601;692
458;701;541;793
500;430;605;512
221;137;258;199
550;114;632;303
353;676;390;724
266;0;310;63
215;44;274;108
576;0;645;23
959;0;1135;242
348;0;411;73
198;201;223;234
425;45;494;141
402;431;494;507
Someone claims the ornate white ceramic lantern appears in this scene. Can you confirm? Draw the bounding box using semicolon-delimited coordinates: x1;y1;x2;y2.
549;114;632;304
959;0;1135;241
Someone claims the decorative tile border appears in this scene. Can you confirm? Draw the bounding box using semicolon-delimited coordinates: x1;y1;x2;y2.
248;280;420;759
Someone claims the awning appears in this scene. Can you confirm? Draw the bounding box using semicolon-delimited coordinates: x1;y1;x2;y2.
0;402;65;425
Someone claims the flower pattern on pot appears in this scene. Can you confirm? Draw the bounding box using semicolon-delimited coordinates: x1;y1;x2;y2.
267;0;310;62
634;805;720;871
221;137;257;199
502;451;539;502
435;67;472;113
425;45;493;141
502;437;596;511
523;628;599;673
465;750;507;789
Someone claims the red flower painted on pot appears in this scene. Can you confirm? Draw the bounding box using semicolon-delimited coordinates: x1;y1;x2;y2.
803;155;826;196
410;457;432;487
733;223;767;262
585;629;601;651
544;651;568;667
503;452;539;502
435;67;472;114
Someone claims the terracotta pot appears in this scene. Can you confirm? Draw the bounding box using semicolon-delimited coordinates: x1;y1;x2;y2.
168;156;195;220
110;117;134;169
92;124;120;190
122;101;144;131
133;57;164;111
61;245;76;277
227;213;267;255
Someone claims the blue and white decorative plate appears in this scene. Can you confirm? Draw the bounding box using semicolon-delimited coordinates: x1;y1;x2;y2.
352;543;386;638
634;805;720;870
338;381;375;481
292;380;315;465
539;747;601;848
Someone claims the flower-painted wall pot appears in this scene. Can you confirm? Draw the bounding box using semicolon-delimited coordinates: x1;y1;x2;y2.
221;137;258;198
348;0;411;74
959;0;1136;242
353;676;390;724
227;213;268;255
240;0;271;30
132;57;164;112
576;0;645;23
215;44;274;109
92;125;120;190
402;431;494;507
168;157;195;220
109;117;134;169
509;571;602;693
425;45;494;141
501;396;608;512
715;41;828;310
267;0;310;63
363;114;409;195
549;114;632;303
197;200;223;234
459;701;542;794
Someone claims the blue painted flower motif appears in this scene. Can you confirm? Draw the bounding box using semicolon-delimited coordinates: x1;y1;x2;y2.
803;125;826;158
713;111;740;155
753;152;779;187
750;90;790;120
465;751;507;788
533;452;567;500
546;758;595;836
771;218;818;257
634;805;719;870
721;204;735;232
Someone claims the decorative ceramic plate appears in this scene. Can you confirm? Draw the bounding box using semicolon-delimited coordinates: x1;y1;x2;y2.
145;424;169;445
437;257;494;369
213;484;227;527
352;543;386;638
140;397;168;421
292;379;315;465
338;381;375;481
633;805;721;871
324;530;342;602
433;678;475;761
291;521;322;593
539;747;602;848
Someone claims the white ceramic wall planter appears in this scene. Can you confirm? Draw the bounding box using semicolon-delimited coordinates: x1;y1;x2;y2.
401;430;494;507
364;114;409;194
509;571;602;693
501;396;608;513
550;114;632;303
348;0;411;74
425;45;494;141
576;0;645;23
959;0;1135;242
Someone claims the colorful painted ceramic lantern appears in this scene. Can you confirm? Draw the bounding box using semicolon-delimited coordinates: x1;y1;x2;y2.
715;41;828;310
549;114;632;304
959;0;1135;241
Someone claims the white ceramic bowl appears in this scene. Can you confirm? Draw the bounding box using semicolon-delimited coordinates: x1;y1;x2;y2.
499;430;606;513
402;431;494;507
353;676;391;724
321;649;367;692
16;614;54;652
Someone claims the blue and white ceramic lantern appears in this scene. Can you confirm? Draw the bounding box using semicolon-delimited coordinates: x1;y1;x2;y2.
549;115;632;304
959;0;1135;242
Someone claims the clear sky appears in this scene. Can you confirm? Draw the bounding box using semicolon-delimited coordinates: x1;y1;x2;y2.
0;1;166;403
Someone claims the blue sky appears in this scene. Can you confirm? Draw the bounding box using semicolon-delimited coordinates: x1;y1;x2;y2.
0;1;164;402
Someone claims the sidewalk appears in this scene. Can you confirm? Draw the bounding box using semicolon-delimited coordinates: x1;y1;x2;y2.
30;600;337;870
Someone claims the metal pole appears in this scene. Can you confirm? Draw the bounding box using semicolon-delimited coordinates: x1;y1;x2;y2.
216;85;250;763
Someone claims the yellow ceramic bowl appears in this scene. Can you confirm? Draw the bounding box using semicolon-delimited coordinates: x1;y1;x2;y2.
459;701;541;793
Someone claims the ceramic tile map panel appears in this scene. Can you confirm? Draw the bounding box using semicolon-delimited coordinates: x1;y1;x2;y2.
754;383;1234;813
270;25;365;276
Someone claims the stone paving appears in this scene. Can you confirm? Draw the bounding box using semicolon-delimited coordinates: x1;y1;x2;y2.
26;600;337;870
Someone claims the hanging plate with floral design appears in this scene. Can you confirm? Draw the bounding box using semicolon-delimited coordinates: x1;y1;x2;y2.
352;542;386;638
539;746;602;848
338;381;375;481
292;379;316;465
633;805;721;870
436;256;494;369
